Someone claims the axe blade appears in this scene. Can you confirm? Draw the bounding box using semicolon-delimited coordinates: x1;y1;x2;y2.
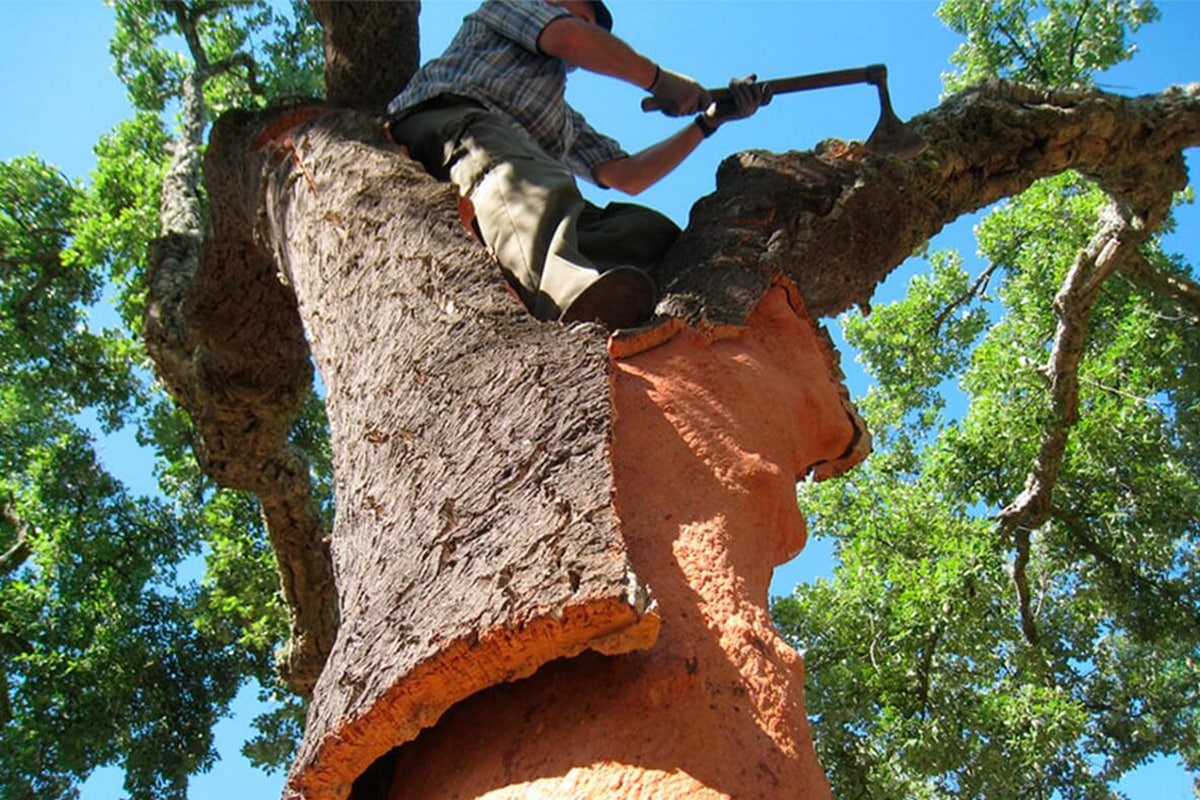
863;79;927;159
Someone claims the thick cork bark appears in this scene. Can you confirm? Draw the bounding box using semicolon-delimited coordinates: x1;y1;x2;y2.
186;110;659;800
384;285;865;800
141;0;1200;790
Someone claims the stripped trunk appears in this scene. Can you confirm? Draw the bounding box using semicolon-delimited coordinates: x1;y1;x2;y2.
141;4;1200;798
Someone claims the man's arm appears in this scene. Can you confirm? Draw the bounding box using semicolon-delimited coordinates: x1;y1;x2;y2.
537;14;708;116
591;123;705;196
592;76;774;196
537;15;657;89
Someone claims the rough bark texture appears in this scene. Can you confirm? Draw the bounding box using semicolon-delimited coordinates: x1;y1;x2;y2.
384;286;862;800
310;0;421;114
656;81;1200;327
145;48;1200;797
197;109;660;800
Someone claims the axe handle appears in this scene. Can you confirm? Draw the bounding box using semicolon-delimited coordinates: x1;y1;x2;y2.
640;63;887;113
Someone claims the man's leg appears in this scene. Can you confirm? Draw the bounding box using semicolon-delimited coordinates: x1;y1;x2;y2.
455;118;662;324
576;201;681;275
392;103;657;326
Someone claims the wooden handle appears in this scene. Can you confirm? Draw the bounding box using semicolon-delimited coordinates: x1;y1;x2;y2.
640;65;886;113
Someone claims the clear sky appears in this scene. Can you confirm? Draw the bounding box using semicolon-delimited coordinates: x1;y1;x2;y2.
1;1;1197;798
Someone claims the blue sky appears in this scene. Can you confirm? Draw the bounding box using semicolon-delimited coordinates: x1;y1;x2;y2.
1;1;1197;798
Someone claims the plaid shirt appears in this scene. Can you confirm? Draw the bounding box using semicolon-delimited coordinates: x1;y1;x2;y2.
387;0;627;182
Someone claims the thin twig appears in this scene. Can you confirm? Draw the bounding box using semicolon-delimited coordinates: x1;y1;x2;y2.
1066;0;1093;82
929;261;1000;335
1080;375;1164;408
997;19;1048;83
1054;507;1200;633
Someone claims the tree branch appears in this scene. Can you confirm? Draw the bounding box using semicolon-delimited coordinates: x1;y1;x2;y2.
1053;507;1200;634
929;261;1000;336
146;146;333;697
1066;0;1092;82
998;199;1153;535
1118;251;1200;321
205;53;263;96
996;19;1049;84
915;619;943;714
167;0;210;73
145;0;334;698
0;500;31;578
1011;528;1040;645
993;194;1165;646
4;250;64;322
658;81;1200;326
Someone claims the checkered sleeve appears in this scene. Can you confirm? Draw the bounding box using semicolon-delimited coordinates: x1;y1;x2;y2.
473;0;571;53
563;105;628;185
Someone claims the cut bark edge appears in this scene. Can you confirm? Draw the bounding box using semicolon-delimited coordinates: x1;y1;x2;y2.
610;272;871;483
285;595;661;800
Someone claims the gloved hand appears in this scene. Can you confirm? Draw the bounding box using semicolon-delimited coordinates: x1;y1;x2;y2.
648;65;713;117
695;74;773;137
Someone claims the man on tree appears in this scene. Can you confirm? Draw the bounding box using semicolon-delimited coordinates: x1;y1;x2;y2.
387;0;771;329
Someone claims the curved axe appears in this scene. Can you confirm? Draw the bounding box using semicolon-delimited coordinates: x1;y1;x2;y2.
642;64;926;159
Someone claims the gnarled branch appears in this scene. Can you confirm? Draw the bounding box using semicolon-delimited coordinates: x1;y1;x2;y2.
658;81;1200;326
995;193;1164;645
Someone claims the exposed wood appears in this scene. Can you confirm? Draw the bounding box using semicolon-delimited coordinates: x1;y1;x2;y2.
383;286;861;800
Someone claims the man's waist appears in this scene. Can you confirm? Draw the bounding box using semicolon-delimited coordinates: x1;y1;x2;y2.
389;92;487;122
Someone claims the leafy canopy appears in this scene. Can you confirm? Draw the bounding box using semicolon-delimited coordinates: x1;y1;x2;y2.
1;1;324;797
937;0;1159;91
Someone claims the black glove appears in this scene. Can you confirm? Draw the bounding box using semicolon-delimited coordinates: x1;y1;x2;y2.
695;74;773;137
648;65;713;117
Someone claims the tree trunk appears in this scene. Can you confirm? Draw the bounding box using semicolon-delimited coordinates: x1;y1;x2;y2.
146;3;1200;790
202;109;663;800
311;0;421;113
383;284;863;800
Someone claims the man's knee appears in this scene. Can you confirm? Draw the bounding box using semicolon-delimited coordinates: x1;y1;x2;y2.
579;202;681;268
635;208;682;260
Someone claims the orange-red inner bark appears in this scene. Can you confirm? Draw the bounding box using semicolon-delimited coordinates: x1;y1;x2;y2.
385;286;859;799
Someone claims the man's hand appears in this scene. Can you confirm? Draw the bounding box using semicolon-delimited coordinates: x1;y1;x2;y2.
695;75;773;137
648;66;713;117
